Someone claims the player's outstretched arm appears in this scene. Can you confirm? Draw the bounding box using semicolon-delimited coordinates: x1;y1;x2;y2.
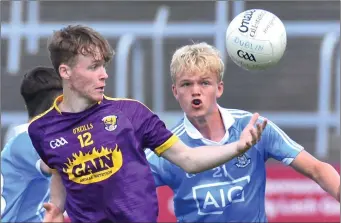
161;113;267;174
290;151;340;202
43;170;66;222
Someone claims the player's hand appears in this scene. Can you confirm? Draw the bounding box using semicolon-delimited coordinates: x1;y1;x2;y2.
43;202;64;223
237;113;267;153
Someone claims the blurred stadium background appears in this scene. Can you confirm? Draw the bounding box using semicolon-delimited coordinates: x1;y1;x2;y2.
1;1;340;222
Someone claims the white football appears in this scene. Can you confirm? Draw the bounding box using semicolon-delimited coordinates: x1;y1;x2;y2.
226;9;287;71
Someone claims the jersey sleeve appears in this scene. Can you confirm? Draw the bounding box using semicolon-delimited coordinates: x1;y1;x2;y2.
4;124;18;144
9;132;49;179
145;149;174;187
28;122;53;169
262;119;304;165
127;101;179;156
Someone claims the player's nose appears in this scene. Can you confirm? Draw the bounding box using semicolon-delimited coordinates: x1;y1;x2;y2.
99;67;108;80
191;83;201;96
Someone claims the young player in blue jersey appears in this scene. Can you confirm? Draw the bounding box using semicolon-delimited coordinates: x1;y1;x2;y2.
1;66;63;222
28;25;267;223
146;42;340;222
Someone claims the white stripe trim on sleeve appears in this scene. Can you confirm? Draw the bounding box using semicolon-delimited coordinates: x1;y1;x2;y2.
172;123;184;135
35;159;48;178
231;113;303;152
282;157;295;165
146;124;186;160
146;149;155;160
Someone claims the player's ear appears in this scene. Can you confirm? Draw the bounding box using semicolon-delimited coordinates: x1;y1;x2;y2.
172;84;179;101
59;64;71;80
216;81;224;98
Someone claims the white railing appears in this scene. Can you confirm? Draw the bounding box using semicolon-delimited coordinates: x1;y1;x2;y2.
1;1;338;75
152;6;170;113
316;31;340;157
1;1;340;158
115;34;145;102
336;50;340;136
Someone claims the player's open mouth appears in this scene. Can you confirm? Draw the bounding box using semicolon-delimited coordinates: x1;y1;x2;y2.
96;87;105;92
191;99;202;108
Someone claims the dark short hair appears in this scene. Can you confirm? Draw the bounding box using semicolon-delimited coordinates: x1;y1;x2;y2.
47;24;114;75
20;66;63;118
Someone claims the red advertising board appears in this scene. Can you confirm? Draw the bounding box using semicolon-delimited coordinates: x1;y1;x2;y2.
265;164;340;222
156;164;340;222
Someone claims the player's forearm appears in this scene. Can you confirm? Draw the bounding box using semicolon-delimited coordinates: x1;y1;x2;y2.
183;141;242;174
50;171;67;211
313;162;340;202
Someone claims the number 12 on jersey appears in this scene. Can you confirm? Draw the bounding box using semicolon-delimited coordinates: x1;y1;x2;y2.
77;132;94;148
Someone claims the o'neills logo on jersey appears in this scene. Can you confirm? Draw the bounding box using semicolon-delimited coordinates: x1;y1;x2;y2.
62;145;123;184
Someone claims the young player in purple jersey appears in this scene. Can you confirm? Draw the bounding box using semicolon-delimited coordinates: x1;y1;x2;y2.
28;25;267;223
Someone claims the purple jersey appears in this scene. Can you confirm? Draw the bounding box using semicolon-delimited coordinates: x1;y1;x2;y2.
28;95;179;222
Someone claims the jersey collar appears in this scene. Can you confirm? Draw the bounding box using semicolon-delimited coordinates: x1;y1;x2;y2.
53;95;64;114
183;105;235;143
14;123;29;133
53;95;103;114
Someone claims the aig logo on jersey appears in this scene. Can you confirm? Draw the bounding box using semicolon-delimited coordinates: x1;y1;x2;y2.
192;176;250;215
50;137;68;149
102;115;118;131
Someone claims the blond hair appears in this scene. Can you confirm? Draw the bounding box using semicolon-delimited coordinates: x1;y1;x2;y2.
170;42;224;83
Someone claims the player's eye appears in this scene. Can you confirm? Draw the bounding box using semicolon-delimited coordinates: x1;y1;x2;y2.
90;63;103;70
202;81;210;86
89;65;98;70
181;82;191;87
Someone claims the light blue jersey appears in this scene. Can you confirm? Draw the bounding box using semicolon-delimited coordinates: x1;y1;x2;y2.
1;125;50;222
146;107;303;222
